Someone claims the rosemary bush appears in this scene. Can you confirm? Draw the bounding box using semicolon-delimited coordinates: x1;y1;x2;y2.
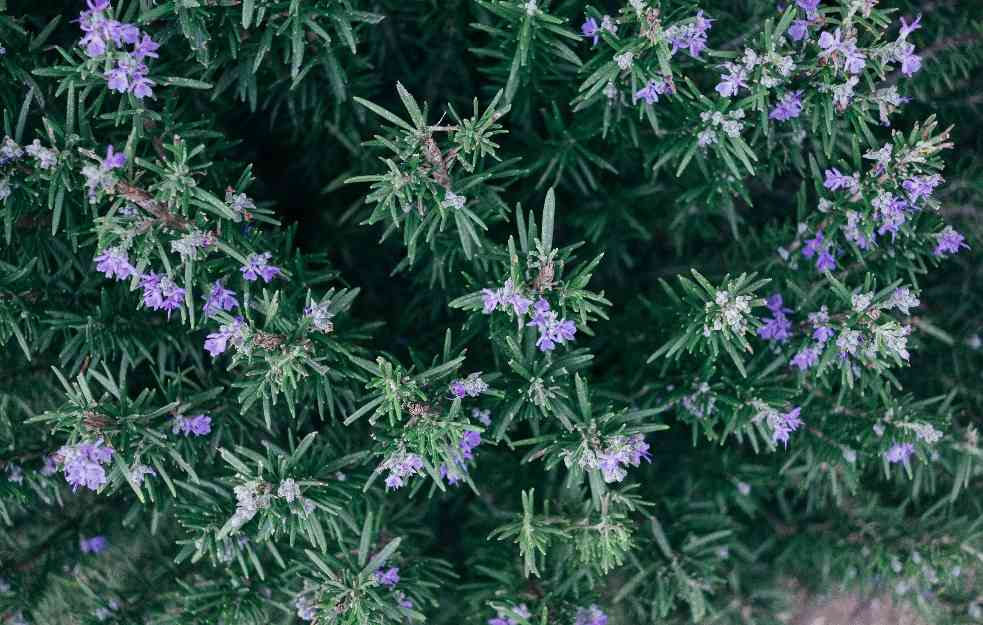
1;1;982;624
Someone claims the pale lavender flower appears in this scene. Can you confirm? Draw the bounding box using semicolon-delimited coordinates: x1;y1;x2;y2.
902;174;943;203
204;316;246;357
140;272;185;316
132;33;160;60
25;139;58;169
666;10;713;58
472;408;492;426
597;434;651;483
102;145;126;170
395;591;413;609
203;281;239;317
241;252;281;282
823;168;859;192
581;17;599;45
787;19;809;42
790;346;819;370
769;91;803;122
171;414;212;437
489;604;531;625
818;29;865;74
40;456;58;476
529;298;576;352
459;431;482;460
170;230;213;260
633;78;671;104
737;481;751;495
80;535;108;554
816;248;836;272
294;593;317;621
796;0;821;18
715;64;748;97
898;43;921;76
884;442;915;465
57;438;114;491
574;605;609;625
933;226;967;257
374;567;400;588
887;287;919;315
770;406;803;446
0;136;23;165
6;464;23;483
94;247;136;280
129;463;156;486
899;14;922;39
381;453;424;491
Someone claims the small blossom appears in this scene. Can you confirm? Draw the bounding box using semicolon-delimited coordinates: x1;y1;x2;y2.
933;226;967;257
770;406;803;447
787;19;809;42
294;592;317;621
769;91;803;122
170;230;213;260
203;281;239;317
380;452;424;491
240;252;281;283
171;414;212;437
129;463;156;486
140;272;185;316
614;51;634;70
791;346;819;370
472;408;492;426
581;17;599;45
737;481;751;495
80;535;108;554
887;287;919;315
374;566;400;589
715;64;748;97
25;139;58;169
884;442;915;465
204;317;246;357
304;301;335;333
7;464;23;483
823;168;859;192
94;246;136;281
57;439;114;491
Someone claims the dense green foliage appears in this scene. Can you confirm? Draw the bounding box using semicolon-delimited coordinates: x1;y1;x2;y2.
1;1;982;624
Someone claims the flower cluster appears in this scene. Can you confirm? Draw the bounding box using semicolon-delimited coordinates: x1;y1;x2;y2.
294;589;318;621
482;279;532;316
596;434;651;483
82;145;126;202
450;373;488;399
380;452;425;491
240;252;281;283
203;282;239;317
171;414;212;437
817;29;867;75
633;77;673;105
140;272;186;317
25;139;58;169
884;441;915;465
94;246;137;281
801;229;837;272
716;48;794;98
769;90;804;122
664;10;713;58
758;294;793;343
374;566;400;589
204;317;247;357
753;403;804;447
529;298;576;352
55;439;114;491
78;0;159;98
227;480;272;531
440;430;482;485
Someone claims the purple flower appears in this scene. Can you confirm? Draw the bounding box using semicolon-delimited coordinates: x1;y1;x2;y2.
813;326;834;343
459;431;482;460
581;17;599;45
823;168;858;192
769;91;803;122
790;346;819;370
633;79;671;105
529;298;576;352
132;33;160;60
481;288;504;314
80;535;108;554
203;281;239;317
102;145;126;170
902;174;943;203
666;10;713;58
131;74;156;99
897;43;921;76
140;272;185;317
715;65;748;97
884;442;915;465
899;14;922;39
204;317;246;357
770;406;803;446
933;226;967;257
801;230;824;258
381;453;424;491
758;314;792;343
787;19;809;42
94;247;136;280
574;605;609;625
818;29;866;74
57;438;114;491
172;414;212;437
472;408;492;426
597;434;650;483
795;0;821;18
240;252;281;283
374;566;400;589
105;66;129;93
816;248;836;272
